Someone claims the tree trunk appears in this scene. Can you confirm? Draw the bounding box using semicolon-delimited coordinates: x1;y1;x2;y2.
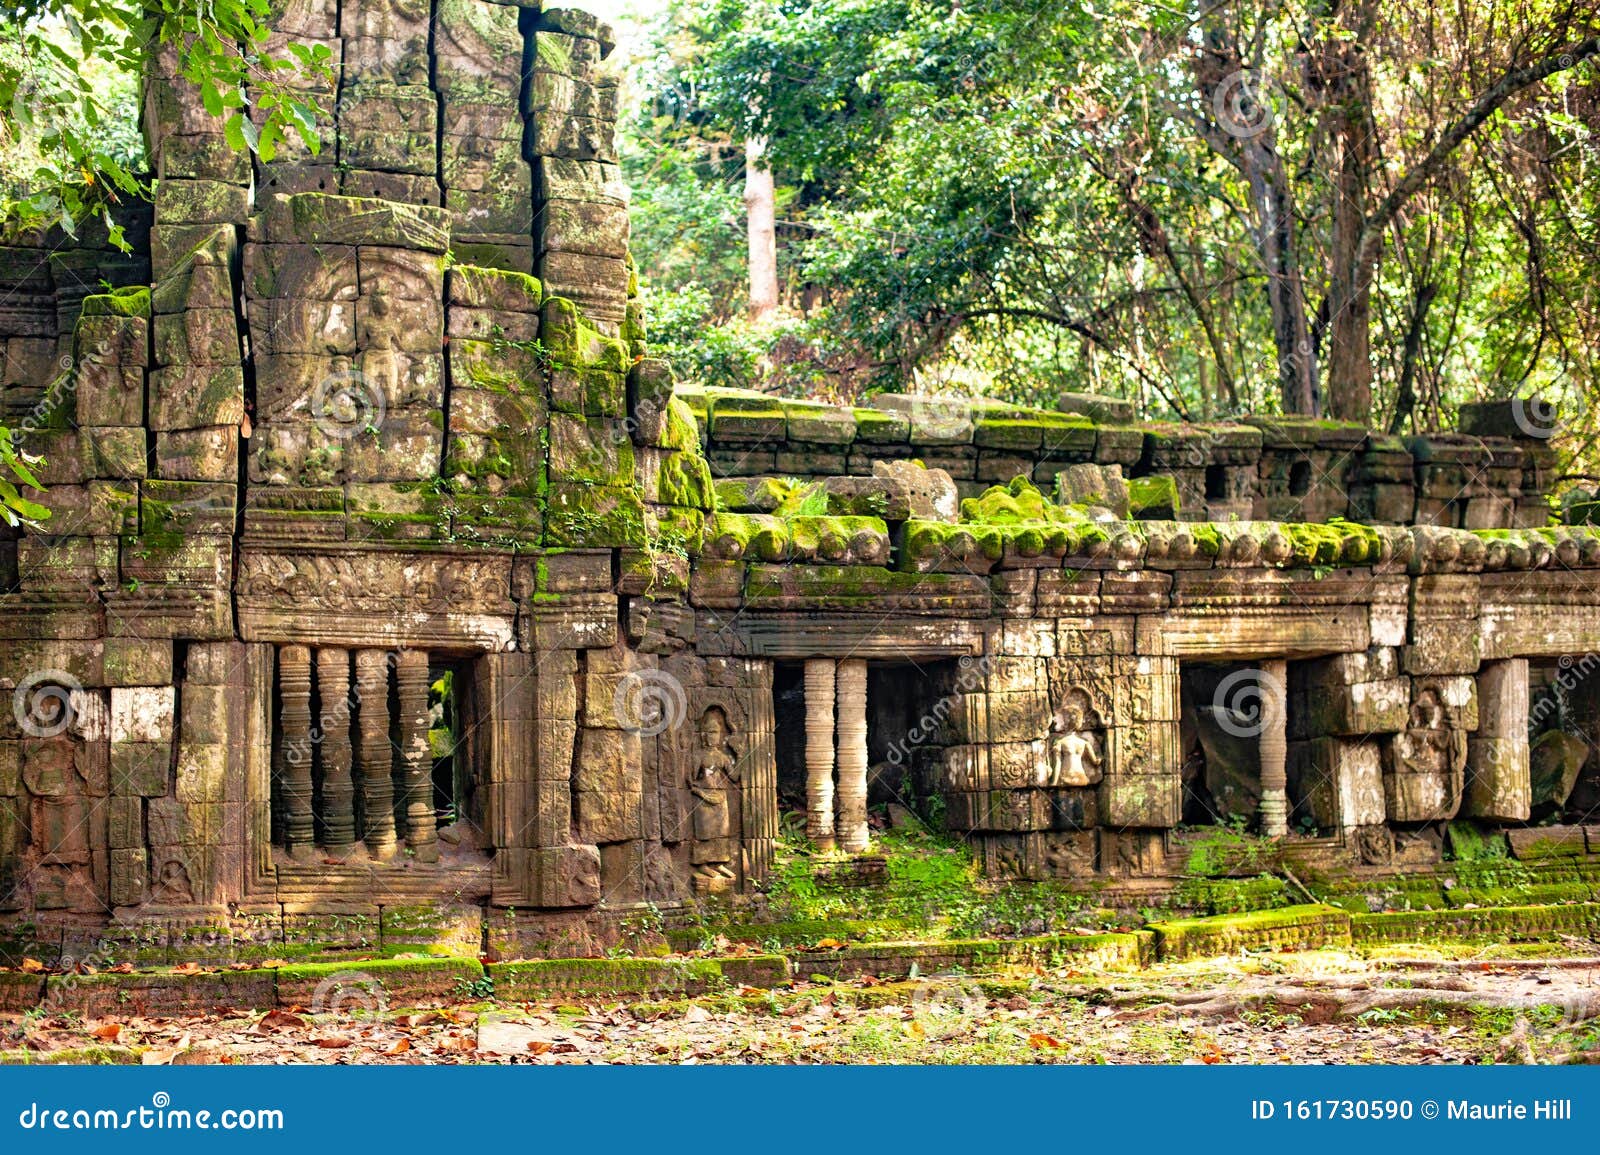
1194;23;1320;416
1388;281;1438;434
1316;1;1377;421
1242;134;1320;416
744;136;779;325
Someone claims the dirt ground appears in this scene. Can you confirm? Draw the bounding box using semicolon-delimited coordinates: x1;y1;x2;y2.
7;947;1600;1065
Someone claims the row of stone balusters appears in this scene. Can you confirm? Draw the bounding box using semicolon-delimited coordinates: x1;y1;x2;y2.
273;645;437;862
803;658;871;854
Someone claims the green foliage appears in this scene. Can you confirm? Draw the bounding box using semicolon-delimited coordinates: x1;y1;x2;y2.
0;427;50;527
1180;818;1281;880
760;825;1109;942
1;0;332;244
624;0;1600;472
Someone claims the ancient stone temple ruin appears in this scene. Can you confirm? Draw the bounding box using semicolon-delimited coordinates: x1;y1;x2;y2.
2;1;1599;961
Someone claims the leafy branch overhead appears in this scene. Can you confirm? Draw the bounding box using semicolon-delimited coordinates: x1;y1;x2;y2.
0;0;332;245
626;0;1599;456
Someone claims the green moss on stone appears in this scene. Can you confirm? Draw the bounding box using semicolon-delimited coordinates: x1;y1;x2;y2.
80;285;152;318
1128;475;1180;518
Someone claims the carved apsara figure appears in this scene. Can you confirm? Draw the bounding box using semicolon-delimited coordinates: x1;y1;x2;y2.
21;734;102;911
1044;691;1104;787
1384;688;1468;821
688;708;740;891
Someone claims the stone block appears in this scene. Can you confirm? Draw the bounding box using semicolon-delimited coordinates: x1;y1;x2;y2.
337;84;438;174
110;848;148;907
530;843;602;908
111;687;175;744
1383;769;1459;823
870;394;973;446
1465;735;1530;822
107;794;143;849
539;196;630;260
111;741;171;796
264;193;450;252
175;743;227;803
80;427;148;480
152;308;239;366
1289;678;1409;739
156;427;238;481
74;361;145;427
1099;770;1179;828
1287;737;1385;828
148;364;244;431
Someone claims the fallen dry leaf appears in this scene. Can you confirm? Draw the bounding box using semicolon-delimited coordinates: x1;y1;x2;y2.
256;1010;306;1033
311;1037;352;1049
385;1039;411;1055
91;1023;122;1042
526;1041;552;1055
20;958;45;974
1027;1033;1062;1049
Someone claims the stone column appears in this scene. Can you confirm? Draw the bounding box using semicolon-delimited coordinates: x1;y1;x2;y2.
1467;658;1531;820
395;648;438;862
835;658;870;853
1257;659;1290;838
355;649;398;860
804;658;836;850
277;644;315;858
317;648;358;857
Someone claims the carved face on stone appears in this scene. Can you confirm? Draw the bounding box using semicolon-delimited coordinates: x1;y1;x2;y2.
698;707;729;749
1409;688;1445;731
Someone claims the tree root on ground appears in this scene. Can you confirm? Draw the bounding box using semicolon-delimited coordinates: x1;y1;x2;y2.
1114;981;1600;1027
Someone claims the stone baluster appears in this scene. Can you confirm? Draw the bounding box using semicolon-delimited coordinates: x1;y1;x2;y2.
835;658;870;853
1467;659;1531;821
395;648;438;862
355;649;398;860
277;644;315;858
804;658;836;850
1257;659;1289;838
741;665;778;884
317;648;358;856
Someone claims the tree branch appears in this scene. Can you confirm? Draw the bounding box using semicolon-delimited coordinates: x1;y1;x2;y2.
1356;36;1600;274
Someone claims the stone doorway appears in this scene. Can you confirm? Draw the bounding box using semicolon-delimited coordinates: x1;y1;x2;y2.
1179;659;1294;835
1528;656;1600;824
